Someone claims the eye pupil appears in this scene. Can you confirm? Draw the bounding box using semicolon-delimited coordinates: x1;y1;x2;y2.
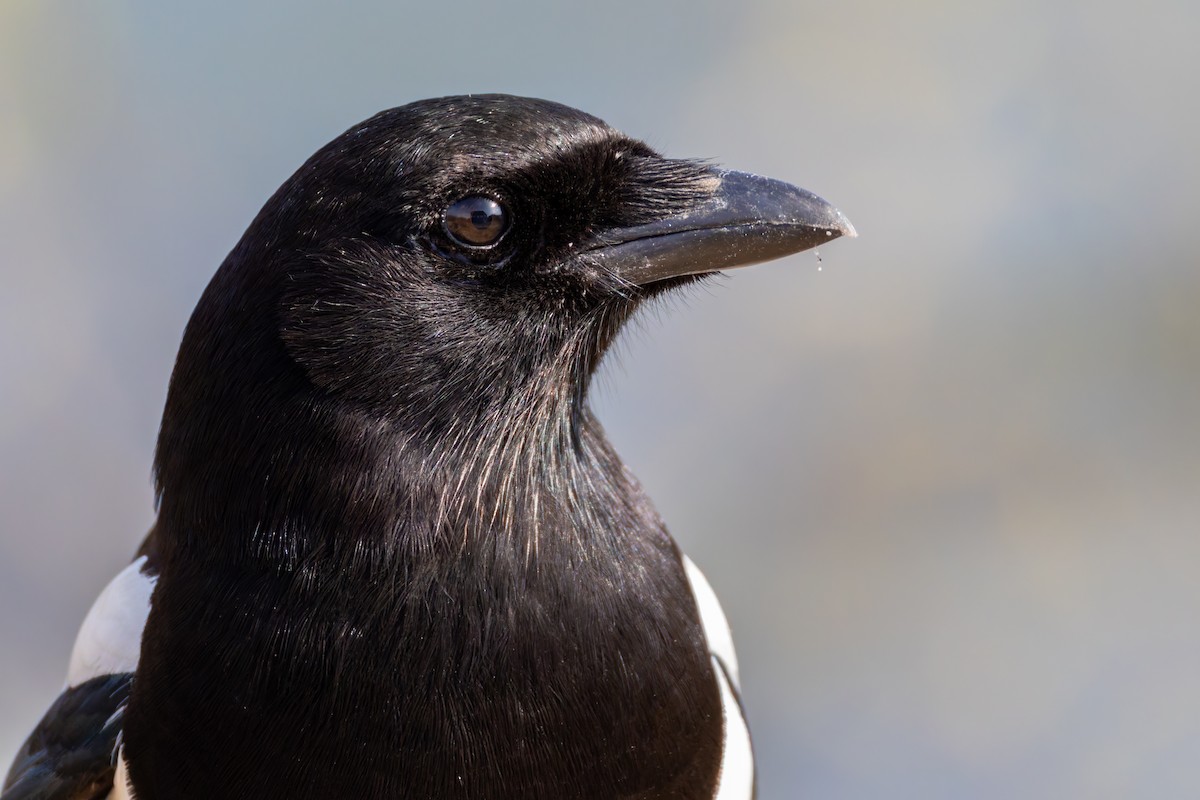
444;196;508;247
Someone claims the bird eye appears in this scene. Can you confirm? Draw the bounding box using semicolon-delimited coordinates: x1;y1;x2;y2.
442;196;509;248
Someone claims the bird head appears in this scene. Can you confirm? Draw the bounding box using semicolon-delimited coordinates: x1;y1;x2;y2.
155;95;853;514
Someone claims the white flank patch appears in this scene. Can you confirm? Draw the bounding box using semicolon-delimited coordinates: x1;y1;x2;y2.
682;555;754;798
712;657;754;800
66;556;157;687
107;750;136;800
682;555;740;688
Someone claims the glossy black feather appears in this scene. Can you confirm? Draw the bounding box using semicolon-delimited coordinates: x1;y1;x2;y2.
3;674;132;800
121;96;726;799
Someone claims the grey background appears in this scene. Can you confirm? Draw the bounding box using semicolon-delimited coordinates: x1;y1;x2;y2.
3;1;1199;796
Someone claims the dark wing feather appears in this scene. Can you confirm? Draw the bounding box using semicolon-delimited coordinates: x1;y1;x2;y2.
2;674;132;800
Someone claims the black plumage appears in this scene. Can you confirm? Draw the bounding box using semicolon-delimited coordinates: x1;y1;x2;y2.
3;675;132;800
4;94;853;800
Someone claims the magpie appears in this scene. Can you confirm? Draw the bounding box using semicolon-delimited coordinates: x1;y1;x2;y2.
3;94;854;800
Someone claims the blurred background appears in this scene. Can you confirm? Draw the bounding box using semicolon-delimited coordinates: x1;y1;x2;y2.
2;0;1198;796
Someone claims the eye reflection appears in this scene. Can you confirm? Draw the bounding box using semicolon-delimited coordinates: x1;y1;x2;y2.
443;196;508;247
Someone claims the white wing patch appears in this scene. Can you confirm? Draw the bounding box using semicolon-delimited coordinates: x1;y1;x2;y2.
682;555;740;689
66;556;157;688
712;656;754;800
682;555;754;799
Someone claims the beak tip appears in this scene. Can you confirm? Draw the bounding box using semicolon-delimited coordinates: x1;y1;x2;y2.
835;210;858;239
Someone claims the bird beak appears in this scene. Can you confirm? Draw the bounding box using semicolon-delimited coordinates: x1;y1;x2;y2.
582;170;856;286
